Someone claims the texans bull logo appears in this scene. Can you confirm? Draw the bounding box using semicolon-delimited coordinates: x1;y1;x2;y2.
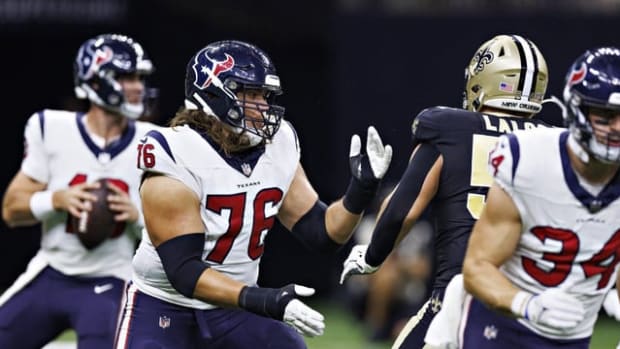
191;50;235;89
567;62;587;87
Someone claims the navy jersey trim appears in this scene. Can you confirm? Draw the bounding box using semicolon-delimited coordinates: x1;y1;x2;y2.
37;111;45;140
560;131;620;213
285;120;300;154
76;113;137;160
200;131;265;177
506;133;521;184
145;130;176;163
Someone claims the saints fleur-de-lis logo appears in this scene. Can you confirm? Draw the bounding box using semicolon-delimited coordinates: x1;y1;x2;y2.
473;46;494;74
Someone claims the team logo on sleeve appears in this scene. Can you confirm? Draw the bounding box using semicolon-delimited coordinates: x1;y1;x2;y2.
489;140;505;176
191;49;235;89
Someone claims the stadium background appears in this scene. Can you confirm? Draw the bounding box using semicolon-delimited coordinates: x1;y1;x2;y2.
0;0;618;347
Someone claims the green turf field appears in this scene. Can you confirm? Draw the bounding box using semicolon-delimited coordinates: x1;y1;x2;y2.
50;300;620;349
305;300;620;349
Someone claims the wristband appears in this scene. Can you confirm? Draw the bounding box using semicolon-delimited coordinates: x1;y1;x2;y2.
342;177;378;214
510;290;533;318
29;190;55;220
238;285;294;320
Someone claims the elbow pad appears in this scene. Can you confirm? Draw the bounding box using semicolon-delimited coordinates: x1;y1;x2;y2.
292;201;342;253
155;233;209;298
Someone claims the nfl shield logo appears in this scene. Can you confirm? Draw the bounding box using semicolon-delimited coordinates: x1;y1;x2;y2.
159;315;171;329
241;163;252;177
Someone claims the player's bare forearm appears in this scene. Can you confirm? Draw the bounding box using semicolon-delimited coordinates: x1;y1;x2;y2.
2;172;47;227
463;184;523;314
324;199;360;244
463;257;520;315
193;268;246;307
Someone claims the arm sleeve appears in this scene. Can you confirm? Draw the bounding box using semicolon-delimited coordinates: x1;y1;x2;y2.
365;143;440;267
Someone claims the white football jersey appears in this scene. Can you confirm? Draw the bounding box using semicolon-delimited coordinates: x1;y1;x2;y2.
489;127;620;339
20;109;160;281
132;121;300;309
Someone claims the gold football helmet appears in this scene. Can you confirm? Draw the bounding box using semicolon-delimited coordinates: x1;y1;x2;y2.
463;34;548;116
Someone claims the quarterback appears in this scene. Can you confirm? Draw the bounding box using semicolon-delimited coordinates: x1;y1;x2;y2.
0;34;159;349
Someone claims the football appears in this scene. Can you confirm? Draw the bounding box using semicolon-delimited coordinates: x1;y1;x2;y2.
72;178;117;250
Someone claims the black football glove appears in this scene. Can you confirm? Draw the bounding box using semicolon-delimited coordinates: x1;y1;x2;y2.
343;126;393;214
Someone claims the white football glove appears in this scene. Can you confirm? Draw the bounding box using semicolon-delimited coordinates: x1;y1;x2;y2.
511;289;585;331
339;244;379;284
238;283;325;337
283;285;325;337
603;288;620;321
349;126;393;181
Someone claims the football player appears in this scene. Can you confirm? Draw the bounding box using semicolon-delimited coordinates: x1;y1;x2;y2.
460;47;620;348
339;34;551;348
114;40;392;349
0;33;161;349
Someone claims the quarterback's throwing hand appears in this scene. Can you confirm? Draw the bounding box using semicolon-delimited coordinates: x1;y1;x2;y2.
340;244;379;284
511;288;585;331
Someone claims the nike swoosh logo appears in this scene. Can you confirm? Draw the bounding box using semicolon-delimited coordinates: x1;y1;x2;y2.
94;283;114;294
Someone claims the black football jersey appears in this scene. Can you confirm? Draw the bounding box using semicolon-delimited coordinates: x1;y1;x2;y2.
411;106;552;288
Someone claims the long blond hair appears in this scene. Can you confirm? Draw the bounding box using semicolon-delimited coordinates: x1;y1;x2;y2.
168;108;260;155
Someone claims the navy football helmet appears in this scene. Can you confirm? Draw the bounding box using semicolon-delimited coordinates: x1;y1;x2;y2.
184;40;285;145
563;47;620;163
74;33;154;119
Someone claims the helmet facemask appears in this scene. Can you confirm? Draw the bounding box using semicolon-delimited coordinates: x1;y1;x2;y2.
223;80;284;146
563;47;620;164
565;91;620;163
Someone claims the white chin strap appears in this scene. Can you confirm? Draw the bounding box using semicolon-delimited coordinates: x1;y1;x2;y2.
567;132;590;163
120;102;144;120
76;84;143;119
587;135;620;163
185;97;264;147
235;127;263;146
569;126;620;164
